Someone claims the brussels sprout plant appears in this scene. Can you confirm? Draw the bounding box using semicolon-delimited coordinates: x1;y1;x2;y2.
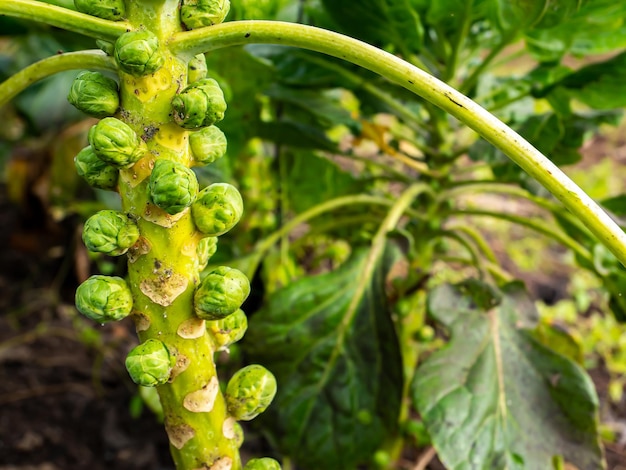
2;0;626;469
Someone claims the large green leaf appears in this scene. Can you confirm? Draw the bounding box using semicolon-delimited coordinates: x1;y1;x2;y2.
244;246;404;469
283;150;363;214
490;0;549;32
525;0;626;61
320;0;424;55
412;281;603;470
556;51;626;110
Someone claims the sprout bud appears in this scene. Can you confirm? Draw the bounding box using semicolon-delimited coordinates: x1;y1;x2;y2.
225;365;277;421
191;183;243;236
208;308;247;350
188;54;208;84
171;78;227;129
114;30;165;77
88;117;147;169
74;146;119;190
125;339;175;387
75;275;133;322
148;160;199;215
194;266;250;320
244;458;281;470
197;236;218;271
74;0;126;20
189;126;227;165
67;71;119;118
82;210;140;256
181;0;230;30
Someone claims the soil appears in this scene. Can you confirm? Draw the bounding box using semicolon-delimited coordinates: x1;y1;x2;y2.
0;188;173;469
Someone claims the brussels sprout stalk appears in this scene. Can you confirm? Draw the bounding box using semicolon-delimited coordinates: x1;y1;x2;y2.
108;3;245;468
9;1;264;468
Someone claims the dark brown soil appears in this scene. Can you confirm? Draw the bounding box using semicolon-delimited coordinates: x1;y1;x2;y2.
0;188;172;470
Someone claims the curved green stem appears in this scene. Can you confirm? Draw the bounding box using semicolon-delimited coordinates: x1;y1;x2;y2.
447;224;499;264
436;255;513;284
446;0;473;83
170;20;626;267
450;208;594;266
439;181;561;212
459;32;515;95
0;50;116;109
434;229;487;280
0;0;129;41
237;192;427;278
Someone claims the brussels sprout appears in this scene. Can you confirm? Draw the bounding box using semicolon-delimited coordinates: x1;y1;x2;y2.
191;183;243;236
197;236;218;271
148;160;199;215
171;78;227;129
208;308;247;350
74;0;125;20
125;339;175;387
188;54;208;84
88;117;147;169
194;266;250;320
75;275;133;322
189;126;227;165
114;30;165;77
67;71;119;118
181;0;230;30
244;458;281;470
225;365;277;421
74;146;119;190
82;210;140;256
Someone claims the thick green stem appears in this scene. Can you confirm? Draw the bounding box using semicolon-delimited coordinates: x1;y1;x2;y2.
114;2;239;468
0;51;116;109
0;0;129;41
171;20;626;268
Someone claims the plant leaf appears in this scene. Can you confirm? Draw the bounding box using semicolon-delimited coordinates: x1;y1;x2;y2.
244;246;404;469
283;150;363;214
525;1;626;61
320;0;424;55
412;280;604;470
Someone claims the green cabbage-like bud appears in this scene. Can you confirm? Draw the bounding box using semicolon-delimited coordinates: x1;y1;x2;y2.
189;126;227;165
74;0;125;20
225;365;277;421
233;421;244;448
191;183;243;236
148;160;199;215
75;275;133;322
208;308;247;350
188;54;208;84
181;0;230;30
68;71;119;118
88;117;147;169
125;339;175;387
74;146;119;190
244;458;281;470
82;210;140;256
114;30;165;77
194;266;250;320
171;78;227;129
197;236;218;271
